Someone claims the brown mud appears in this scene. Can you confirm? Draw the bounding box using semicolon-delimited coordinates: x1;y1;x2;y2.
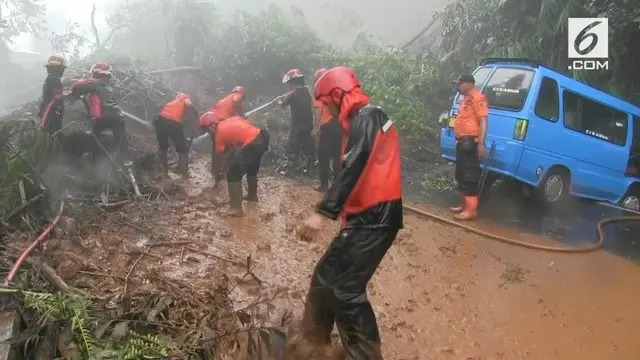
21;155;640;359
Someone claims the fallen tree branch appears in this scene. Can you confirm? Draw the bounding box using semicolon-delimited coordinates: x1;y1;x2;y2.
98;200;130;210
149;66;202;74
31;261;90;297
185;246;245;267
2;245;89;297
4;192;45;221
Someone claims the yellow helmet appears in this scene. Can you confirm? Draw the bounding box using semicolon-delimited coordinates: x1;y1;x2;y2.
45;55;67;67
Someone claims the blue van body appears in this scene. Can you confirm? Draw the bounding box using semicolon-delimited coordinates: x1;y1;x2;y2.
440;58;640;207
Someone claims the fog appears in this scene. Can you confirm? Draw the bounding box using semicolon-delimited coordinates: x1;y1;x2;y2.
10;0;447;55
0;0;448;116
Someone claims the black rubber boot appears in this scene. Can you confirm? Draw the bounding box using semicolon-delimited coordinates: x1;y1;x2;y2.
304;155;316;176
244;176;258;202
226;181;243;217
178;153;189;179
158;150;168;176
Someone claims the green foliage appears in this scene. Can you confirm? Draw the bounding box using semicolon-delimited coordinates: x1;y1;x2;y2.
0;121;60;216
423;174;455;191
19;289;170;358
439;0;640;103
22;290;96;357
103;0;640;135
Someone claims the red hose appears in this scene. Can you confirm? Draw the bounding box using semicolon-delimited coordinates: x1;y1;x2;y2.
3;201;65;287
40;94;62;130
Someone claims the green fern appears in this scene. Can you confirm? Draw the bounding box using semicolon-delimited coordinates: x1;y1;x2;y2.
18;290;170;358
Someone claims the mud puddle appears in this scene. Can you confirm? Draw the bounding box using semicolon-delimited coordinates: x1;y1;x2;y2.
405;180;640;262
163;156;640;359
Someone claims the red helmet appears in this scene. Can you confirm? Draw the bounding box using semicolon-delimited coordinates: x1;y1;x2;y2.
282;69;303;84
314;68;327;81
314;66;360;100
90;61;112;76
232;86;245;96
199;111;217;128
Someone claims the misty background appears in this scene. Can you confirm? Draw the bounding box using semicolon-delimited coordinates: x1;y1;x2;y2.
0;0;447;115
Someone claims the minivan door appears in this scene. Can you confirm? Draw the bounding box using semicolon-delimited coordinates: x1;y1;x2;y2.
515;75;563;184
628;115;640;176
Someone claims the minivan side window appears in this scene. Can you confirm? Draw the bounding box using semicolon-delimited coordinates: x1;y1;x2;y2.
482;68;535;111
562;91;628;146
534;77;559;122
455;67;493;104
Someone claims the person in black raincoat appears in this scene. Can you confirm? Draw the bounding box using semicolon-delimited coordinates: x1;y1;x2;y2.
297;66;403;359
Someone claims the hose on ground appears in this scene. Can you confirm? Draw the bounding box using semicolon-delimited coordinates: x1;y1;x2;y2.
402;204;640;253
3;201;65;287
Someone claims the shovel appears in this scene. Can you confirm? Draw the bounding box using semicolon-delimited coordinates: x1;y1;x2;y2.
191;93;288;147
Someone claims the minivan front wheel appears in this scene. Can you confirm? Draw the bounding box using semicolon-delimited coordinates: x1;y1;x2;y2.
620;188;640;211
536;168;570;205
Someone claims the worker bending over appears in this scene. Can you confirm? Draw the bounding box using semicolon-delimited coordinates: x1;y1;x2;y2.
206;86;246;178
39;55;67;135
211;116;270;216
280;69;315;175
312;68;341;192
155;93;197;178
449;74;488;221
297;67;403;359
70;62;130;162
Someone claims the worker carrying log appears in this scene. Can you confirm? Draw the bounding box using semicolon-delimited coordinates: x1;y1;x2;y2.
39;55;67;135
279;69;315;175
312;68;342;192
210;116;270;217
297;66;403;358
204;86;246;178
155;92;197;178
69;62;131;162
449;74;488;221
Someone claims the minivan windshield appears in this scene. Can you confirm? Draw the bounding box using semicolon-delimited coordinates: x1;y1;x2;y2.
455;67;535;111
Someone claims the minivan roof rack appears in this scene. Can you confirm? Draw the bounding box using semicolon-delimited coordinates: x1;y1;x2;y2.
480;58;544;67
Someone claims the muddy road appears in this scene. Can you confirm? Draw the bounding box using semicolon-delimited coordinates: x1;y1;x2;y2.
181;156;640;359
48;154;640;359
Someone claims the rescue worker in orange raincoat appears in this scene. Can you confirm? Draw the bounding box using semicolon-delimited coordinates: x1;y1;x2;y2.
204;86;246;178
297;67;403;358
312;68;342;192
39;55;67;135
210;116;270;216
279;69;315;174
449;74;488;221
155;93;197;178
70;62;130;161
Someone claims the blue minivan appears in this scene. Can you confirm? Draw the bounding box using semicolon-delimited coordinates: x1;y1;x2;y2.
440;58;640;211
